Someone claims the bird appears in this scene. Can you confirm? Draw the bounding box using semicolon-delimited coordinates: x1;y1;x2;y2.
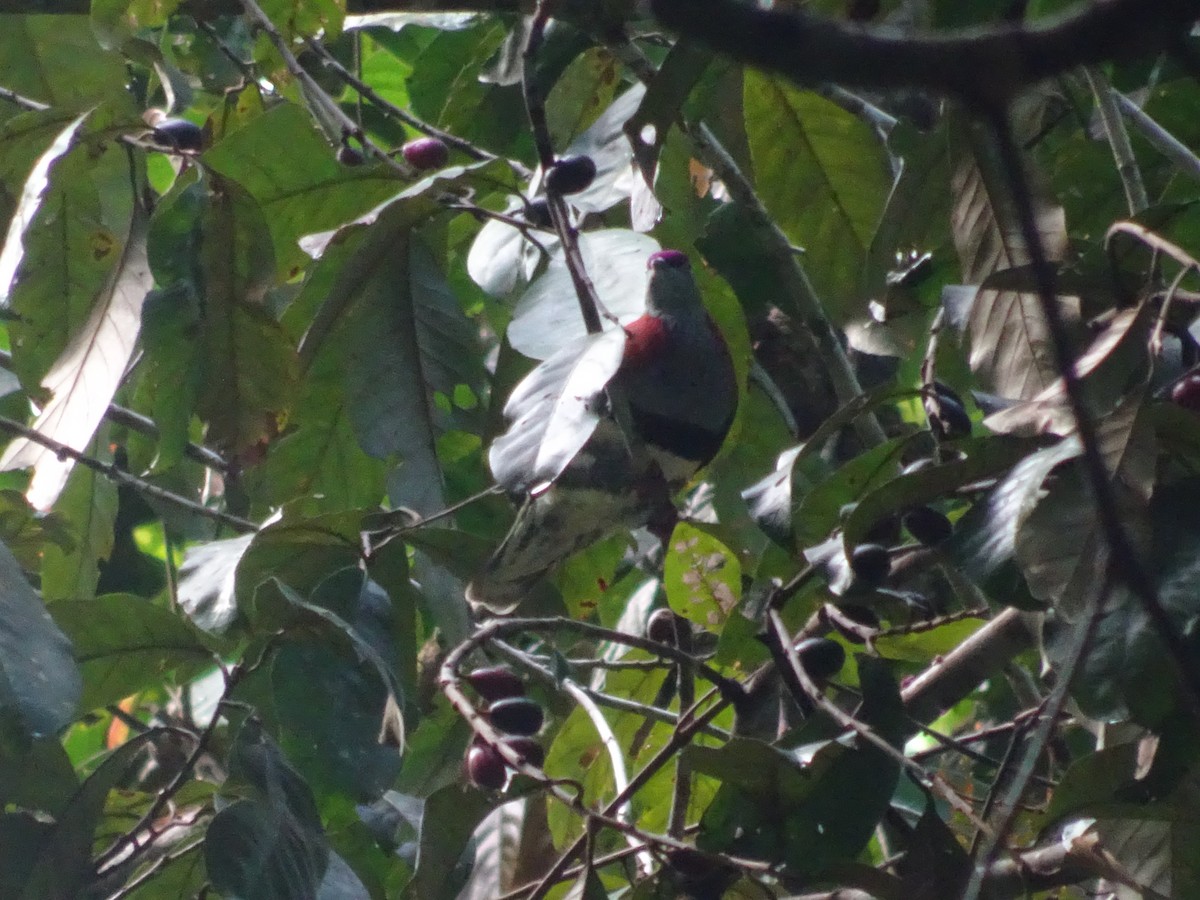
467;249;738;612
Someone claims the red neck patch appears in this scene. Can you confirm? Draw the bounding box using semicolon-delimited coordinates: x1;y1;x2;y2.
622;315;670;369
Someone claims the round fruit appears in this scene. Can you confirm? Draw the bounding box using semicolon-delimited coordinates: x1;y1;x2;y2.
150;117;206;152
863;514;901;546
794;637;846;680
465;666;525;702
849;543;890;587
545;154;597;195
1171;374;1200;414
466;742;507;790
524;198;553;228
903;505;953;546
336;145;364;166
925;384;972;441
501;736;545;768
402;136;450;170
646;608;680;644
488;697;544;736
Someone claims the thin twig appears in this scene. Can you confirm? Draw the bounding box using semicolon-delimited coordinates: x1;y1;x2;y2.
984;108;1200;717
521;0;608;336
1083;67;1149;215
93;650;264;876
767;609;992;835
1114;89;1200;183
0;415;256;533
561;679;655;876
303;36;513;169
489;640;730;739
238;0;415;179
0;84;50;111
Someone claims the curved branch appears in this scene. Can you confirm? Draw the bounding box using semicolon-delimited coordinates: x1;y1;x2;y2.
649;0;1199;105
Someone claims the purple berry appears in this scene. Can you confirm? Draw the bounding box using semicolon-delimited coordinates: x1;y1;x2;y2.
402;137;449;170
648;249;689;270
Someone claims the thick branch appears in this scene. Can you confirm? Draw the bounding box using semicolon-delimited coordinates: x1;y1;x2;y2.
650;0;1199;105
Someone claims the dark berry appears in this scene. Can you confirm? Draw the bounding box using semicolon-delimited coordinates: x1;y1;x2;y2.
925;384;972;440
336;145;364;166
524;198;553;228
501;736;545;768
466;742;507;790
465;666;525;702
794;637;846;680
863;514;901;546
150;117;206;152
849;544;890;587
402;137;449;170
488;697;544;736
646;608;680;644
545;154;597;195
903;505;953;545
1171;374;1200;414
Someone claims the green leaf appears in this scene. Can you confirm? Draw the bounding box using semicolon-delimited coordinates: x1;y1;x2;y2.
0;730;77;816
0;537;80;735
257;628;401;802
744;72;892;315
6;115;136;397
38;438;118;603
1;201;153;509
0;16;130;110
14;730;159;898
794;435;915;547
50;594;212;713
691;658;902;878
840;434;1036;548
663;522;741;634
234;512;367;630
201;103;404;278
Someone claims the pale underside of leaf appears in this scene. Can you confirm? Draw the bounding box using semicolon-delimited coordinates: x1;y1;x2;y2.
951;121;1067;401
0;206;152;509
507;229;659;360
489;327;626;492
0;113;88;303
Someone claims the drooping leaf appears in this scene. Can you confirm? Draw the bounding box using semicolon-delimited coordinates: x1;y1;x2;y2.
0;203;153;509
1015;391;1155;617
35;434;118;604
15;735;160;897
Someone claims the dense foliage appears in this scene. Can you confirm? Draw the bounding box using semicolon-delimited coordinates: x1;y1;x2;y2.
2;0;1200;897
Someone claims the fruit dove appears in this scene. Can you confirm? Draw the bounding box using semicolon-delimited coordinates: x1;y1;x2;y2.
467;250;738;611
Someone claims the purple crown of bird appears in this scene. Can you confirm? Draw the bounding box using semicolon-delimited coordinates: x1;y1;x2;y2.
467;250;738;611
